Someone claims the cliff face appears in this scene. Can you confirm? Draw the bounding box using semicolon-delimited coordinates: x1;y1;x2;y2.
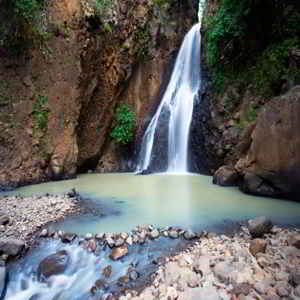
0;0;198;189
198;0;300;199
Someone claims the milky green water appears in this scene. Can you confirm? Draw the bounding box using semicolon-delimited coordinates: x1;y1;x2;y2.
5;173;300;233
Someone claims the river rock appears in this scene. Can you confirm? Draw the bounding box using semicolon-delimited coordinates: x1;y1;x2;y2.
288;234;300;249
37;250;70;281
294;285;300;297
128;269;139;281
0;216;9;226
249;239;267;256
248;216;273;238
149;229;160;239
0;266;7;298
184;230;196;240
169;230;179;239
0;238;25;256
103;265;112;278
290;269;300;287
61;232;76;243
213;166;239;186
114;238;124;247
110;245;128;261
39;229;48;238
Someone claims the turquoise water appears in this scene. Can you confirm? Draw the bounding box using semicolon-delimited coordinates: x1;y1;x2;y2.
5;173;300;234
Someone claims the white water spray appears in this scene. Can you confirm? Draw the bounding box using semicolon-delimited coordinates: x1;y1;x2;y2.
137;23;201;173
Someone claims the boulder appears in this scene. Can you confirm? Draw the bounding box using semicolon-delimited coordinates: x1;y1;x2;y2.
61;232;76;243
37;250;70;281
288;234;300;249
236;86;300;199
0;238;25;256
248;217;273;238
249;239;267;256
0;216;9;226
110;245;128;261
213;166;239;186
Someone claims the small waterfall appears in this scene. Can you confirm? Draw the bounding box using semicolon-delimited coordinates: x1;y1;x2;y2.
137;23;201;173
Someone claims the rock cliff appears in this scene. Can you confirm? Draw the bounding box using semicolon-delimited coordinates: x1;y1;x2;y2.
0;0;198;189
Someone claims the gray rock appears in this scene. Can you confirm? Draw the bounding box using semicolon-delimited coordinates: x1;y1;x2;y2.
0;216;9;226
39;229;48;238
294;285;300;297
169;230;179;239
213;166;239;187
288;234;300;249
248;216;273;238
128;269;139;281
149;229;160;239
106;237;115;248
184;230;196;240
291;269;300;287
114;238;124;247
0;238;25;256
37;250;70;281
61;232;76;243
0;266;7;298
102;265;112;278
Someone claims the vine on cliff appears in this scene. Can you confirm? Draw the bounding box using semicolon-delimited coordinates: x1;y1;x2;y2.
110;104;136;145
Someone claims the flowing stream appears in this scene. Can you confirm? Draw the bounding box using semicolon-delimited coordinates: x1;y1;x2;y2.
137;24;201;173
3;173;300;299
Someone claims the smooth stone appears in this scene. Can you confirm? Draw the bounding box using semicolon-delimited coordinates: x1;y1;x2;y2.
184;230;196;240
149;229;160;239
169;230;179;239
102;265;112;278
39;229;48;238
0;238;25;256
126;236;133;245
110;245;128;261
291;270;300;287
0;216;9;226
248;217;273;238
106;237;115;248
61;232;76;243
294;285;300;297
37;250;70;281
114;238;124;247
129;269;139;281
288;234;300;249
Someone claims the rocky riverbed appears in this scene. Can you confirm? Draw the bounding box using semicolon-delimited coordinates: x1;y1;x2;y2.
0;190;82;245
1;215;300;299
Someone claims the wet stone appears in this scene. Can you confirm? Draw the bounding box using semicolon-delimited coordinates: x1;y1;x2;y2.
184;230;196;240
37;250;70;281
128;269;139;281
110;245;129;261
102;265;112;278
61;232;76;243
248;216;273;238
0;216;9;226
169;230;179;239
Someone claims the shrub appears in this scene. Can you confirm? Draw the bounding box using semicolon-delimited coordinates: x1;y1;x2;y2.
111;104;136;145
33;95;49;130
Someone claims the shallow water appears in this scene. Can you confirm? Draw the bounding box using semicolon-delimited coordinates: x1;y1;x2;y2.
5;173;300;234
6;237;187;300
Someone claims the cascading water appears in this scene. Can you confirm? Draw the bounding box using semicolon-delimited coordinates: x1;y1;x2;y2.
137;23;202;174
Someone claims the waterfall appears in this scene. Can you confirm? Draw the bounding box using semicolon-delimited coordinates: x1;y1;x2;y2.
137;23;201;174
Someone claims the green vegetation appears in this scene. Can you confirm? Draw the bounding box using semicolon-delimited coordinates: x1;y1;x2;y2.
95;0;113;12
111;104;136;145
135;25;152;60
0;0;48;55
205;0;300;96
153;0;171;10
33;95;49;130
